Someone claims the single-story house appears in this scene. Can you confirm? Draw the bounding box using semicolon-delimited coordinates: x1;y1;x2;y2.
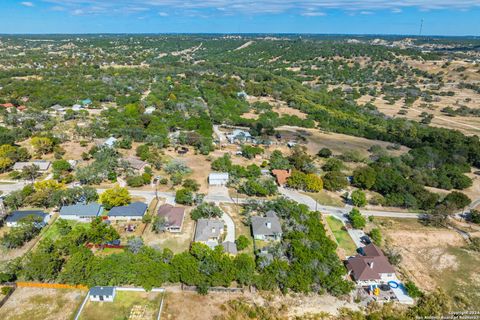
346;244;396;286
157;204;185;233
108;202;148;221
89;286;116;302
5;210;50;227
59;203;103;222
272;169;291;186
227;129;254;144
123;157;148;172
208;172;229;186
194;219;224;249
13;160;51;172
251;211;282;241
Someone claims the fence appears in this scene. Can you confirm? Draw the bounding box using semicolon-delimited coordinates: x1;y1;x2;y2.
0;283;16;308
181;284;244;293
16;282;88;290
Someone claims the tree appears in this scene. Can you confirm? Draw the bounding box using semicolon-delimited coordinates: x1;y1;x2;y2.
21;164;40;183
127;237;144;254
152;216;167;233
352;166;377;189
405;281;423;298
57;219;72;236
322;158;344;172
235;235;250;251
191;203;223;220
30;137;54;155
348;208;366;229
182;179;200;192
269;150;291;170
469;210;480;224
241;145;263;159
286;170;307;190
87;217;120;245
317;148;332;158
323;171;348;191
351;190;367;207
304;174;323;192
369;228;382;245
441;191;471;211
175;188;194;205
0;157;13;173
99;185;131;210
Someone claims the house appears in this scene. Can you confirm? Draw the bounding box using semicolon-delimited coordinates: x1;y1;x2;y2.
13;160;51;172
227;129;254;144
272;169;291;186
251;211;282;241
108;202;148;221
72;104;83;111
5;210;50;227
89;286;116;302
208;172;229;186
103;137;117;148
123;157;148;172
346;244;396;286
59;203;103;222
50;104;66;113
221;241;238;255
194;219;224;249
157;204;185;233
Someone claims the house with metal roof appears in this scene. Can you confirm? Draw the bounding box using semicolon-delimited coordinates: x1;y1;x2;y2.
251;211;282;241
208;172;229;186
103;137;117;148
227;129;254;144
59;203;103;222
346;244;396;286
13;160;51;172
81;99;92;106
194;219;224;249
89;286;116;302
157;204;185;233
6;210;50;228
108;202;147;221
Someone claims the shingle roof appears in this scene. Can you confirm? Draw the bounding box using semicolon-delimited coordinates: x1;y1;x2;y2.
6;210;48;223
90;286;115;296
157;204;185;228
108;202;147;217
124;157;147;171
221;241;238;255
60;203;102;217
251;211;282;236
194;219;224;242
271;169;291;186
346;244;396;281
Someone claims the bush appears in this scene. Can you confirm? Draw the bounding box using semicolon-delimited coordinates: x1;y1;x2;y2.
317;148;332;158
369;228;382;245
182;179;200;192
348;208;366;229
323;171;348;191
351;190;367;207
190;203;222;220
175;188;194;205
235;235;250;250
405;281;423;298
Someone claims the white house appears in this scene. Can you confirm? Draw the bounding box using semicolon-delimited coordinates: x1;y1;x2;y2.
59;203;103;222
89;286;116;302
208;172;229;186
5;210;50;228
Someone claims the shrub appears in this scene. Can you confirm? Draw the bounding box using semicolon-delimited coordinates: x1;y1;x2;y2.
235;235;251;251
317;148;332;158
348;208;366;229
369;228;382;245
351;190;367;207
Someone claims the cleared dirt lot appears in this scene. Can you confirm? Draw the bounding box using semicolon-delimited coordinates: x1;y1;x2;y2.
0;287;85;320
376;218;480;308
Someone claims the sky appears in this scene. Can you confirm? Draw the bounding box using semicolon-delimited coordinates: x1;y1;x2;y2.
0;1;479;35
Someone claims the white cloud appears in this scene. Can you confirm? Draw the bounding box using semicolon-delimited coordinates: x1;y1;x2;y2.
158;11;169;16
20;1;34;7
360;11;373;15
41;0;480;16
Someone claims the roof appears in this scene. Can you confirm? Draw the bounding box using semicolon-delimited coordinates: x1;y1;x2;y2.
6;210;48;223
272;169;291;185
346;244;396;281
13;161;51;171
124;157;147;171
194;219;224;242
90;286;115;296
209;172;229;180
0;103;14;108
60;203;102;217
108;202;147;217
157;204;185;228
251;211;282;237
51;104;65;111
82;99;92;105
221;241;238;255
103;137;117;147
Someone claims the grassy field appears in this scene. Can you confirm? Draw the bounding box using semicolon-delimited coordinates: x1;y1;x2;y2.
326;216;357;256
302;191;345;207
79;291;162;320
0;287;85;320
41;219;90;241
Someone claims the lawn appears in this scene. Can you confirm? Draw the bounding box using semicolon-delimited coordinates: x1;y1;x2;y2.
41;218;90;241
302;191;345;207
79;291;163;320
325;216;357;256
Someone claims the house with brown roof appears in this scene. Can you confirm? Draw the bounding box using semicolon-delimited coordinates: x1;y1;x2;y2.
346;244;396;286
272;169;291;186
157;204;185;233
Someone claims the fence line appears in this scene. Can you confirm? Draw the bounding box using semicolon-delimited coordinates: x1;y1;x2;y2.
0;284;16;308
16;282;88;290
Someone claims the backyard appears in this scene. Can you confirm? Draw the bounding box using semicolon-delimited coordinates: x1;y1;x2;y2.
79;290;163;320
325;216;357;256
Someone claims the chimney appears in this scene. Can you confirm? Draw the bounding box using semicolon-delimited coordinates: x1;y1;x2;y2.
266;222;272;229
212;227;216;233
369;261;374;269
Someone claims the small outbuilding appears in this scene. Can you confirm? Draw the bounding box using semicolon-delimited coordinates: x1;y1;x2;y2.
89;286;116;302
208;172;229;186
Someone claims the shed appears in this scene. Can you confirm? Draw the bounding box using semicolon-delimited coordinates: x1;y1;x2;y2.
89;286;116;302
208;172;229;186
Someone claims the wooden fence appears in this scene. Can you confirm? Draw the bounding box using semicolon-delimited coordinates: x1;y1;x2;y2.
16;282;88;290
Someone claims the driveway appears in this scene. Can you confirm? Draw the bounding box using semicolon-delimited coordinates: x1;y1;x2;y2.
205;185;231;203
348;228;366;249
221;210;235;243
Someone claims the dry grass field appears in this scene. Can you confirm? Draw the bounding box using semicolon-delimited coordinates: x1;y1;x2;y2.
0;287;85;320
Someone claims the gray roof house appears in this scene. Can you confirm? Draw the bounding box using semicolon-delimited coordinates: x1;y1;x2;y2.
89;286;116;302
123;157;148;172
59;203;103;221
13;160;51;171
108;202;147;220
251;211;282;241
227;129;253;144
208;172;229;186
194;219;224;249
6;210;50;227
